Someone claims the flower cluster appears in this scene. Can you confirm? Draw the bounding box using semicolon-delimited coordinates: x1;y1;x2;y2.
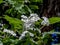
3;29;16;36
21;13;40;30
41;16;50;26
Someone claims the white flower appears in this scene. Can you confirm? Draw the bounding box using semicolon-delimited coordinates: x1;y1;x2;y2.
41;16;50;26
0;23;3;26
21;13;40;30
33;28;41;33
21;15;27;19
0;23;3;29
29;32;34;37
30;13;38;17
0;41;3;45
31;39;38;44
21;15;28;22
19;31;28;40
30;13;40;22
3;29;16;36
24;0;29;3
19;31;34;40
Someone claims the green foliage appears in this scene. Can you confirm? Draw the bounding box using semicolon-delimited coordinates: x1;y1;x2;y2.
49;17;60;24
50;29;55;32
0;0;3;4
43;34;52;45
4;15;23;31
5;0;43;17
30;0;43;3
0;0;60;45
35;19;42;28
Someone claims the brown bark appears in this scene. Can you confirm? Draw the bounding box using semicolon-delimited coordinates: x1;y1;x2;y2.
43;0;60;18
41;25;53;33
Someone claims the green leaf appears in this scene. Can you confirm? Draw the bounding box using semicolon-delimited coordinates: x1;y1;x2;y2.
4;15;23;31
49;17;60;24
30;0;43;3
29;5;39;10
0;0;3;4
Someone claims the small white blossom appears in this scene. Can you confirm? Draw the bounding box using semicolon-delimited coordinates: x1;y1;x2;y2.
33;28;41;33
21;15;28;22
0;23;3;27
30;13;40;22
3;29;16;36
41;16;50;26
0;41;3;45
19;31;34;40
31;39;38;44
29;32;34;37
24;0;29;3
19;31;28;40
21;15;27;19
0;23;3;29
